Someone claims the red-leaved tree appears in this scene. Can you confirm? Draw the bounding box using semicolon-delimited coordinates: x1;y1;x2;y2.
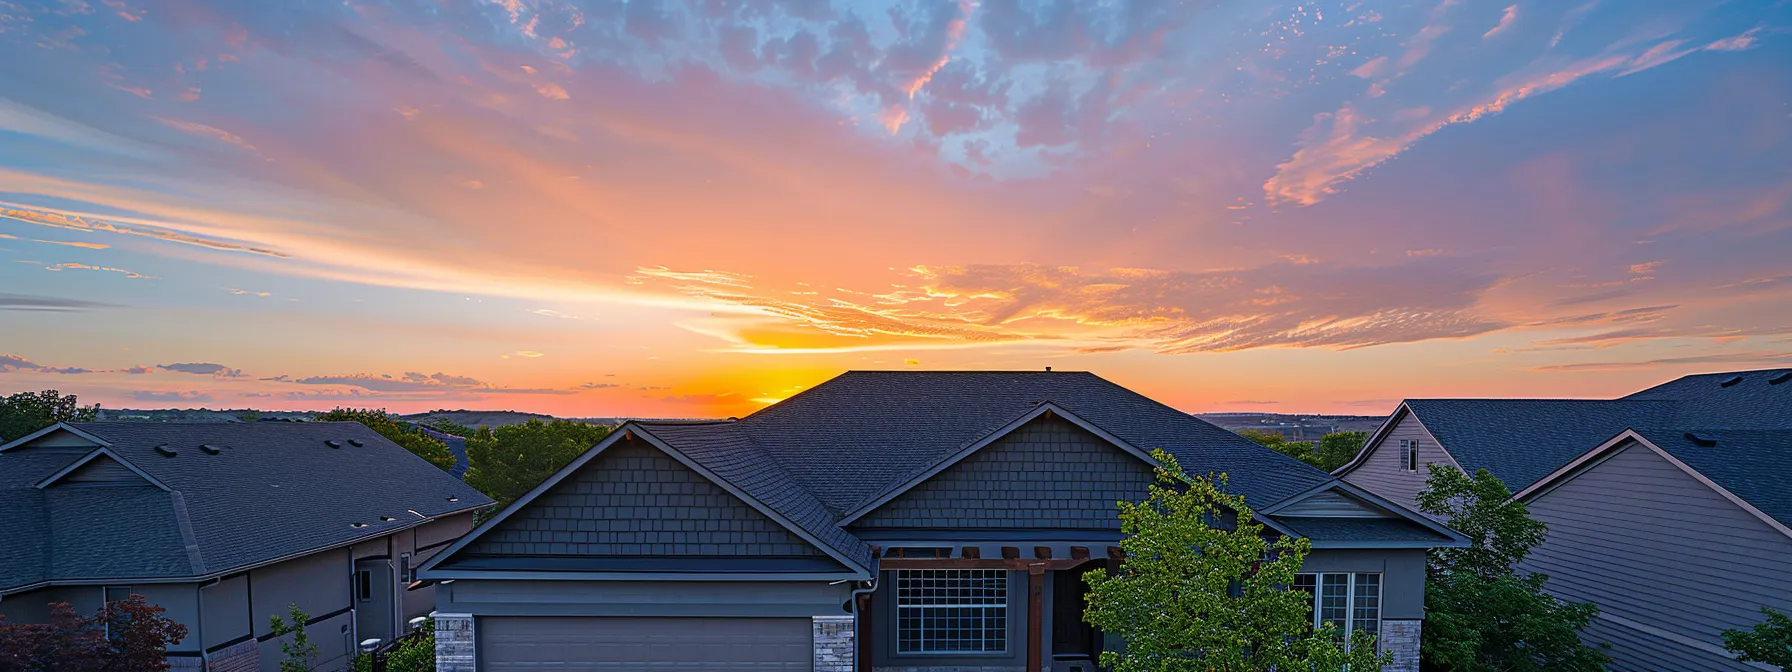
0;595;187;672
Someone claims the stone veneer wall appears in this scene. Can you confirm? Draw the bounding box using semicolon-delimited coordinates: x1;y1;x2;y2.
814;615;855;672
1381;619;1422;672
434;613;476;672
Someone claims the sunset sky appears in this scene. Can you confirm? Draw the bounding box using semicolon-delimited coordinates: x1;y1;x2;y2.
1;0;1788;418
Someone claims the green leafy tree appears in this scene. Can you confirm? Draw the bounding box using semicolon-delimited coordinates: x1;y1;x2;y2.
352;618;435;672
1314;431;1367;472
315;408;455;472
1724;607;1792;669
422;417;477;438
267;604;318;672
465;419;611;508
1416;464;1608;672
1238;429;1321;468
0;390;98;443
1082;449;1387;672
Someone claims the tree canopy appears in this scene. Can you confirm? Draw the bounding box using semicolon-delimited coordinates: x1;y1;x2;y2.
314;408;456;473
1723;606;1792;669
0;595;188;671
464;419;612;508
1238;429;1364;472
1082;450;1386;672
0;390;98;443
1416;464;1608;672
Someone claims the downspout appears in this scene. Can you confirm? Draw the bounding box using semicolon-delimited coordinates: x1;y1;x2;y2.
196;577;220;671
848;576;878;671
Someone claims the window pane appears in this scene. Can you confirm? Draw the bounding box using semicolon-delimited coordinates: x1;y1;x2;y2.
1292;574;1318;628
1320;573;1350;636
895;570;1007;653
1353;574;1381;641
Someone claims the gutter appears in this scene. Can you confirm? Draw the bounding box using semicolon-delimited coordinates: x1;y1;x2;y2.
196;577;221;669
0;501;491;596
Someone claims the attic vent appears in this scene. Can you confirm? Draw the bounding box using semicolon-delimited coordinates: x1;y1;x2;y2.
446;496;459;503
347;439;364;447
350;522;369;528
1719;375;1744;388
325;440;343;449
199;444;222;455
1770;371;1792;385
379;516;398;522
154;444;178;457
1684;432;1718;447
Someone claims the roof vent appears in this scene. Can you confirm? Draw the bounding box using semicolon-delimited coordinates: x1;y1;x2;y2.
379;515;397;522
325;440;343;449
350;522;368;528
200;444;222;455
1684;432;1718;447
1770;371;1791;385
154;444;177;457
1719;375;1744;388
446;496;459;503
347;438;364;447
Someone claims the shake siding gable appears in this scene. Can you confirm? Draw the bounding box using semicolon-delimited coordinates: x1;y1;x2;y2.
464;438;824;557
1521;441;1792;671
852;416;1155;529
1342;412;1453;517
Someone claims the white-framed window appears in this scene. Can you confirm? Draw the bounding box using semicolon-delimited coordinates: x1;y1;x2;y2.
1292;572;1380;649
1399;440;1421;472
895;569;1008;654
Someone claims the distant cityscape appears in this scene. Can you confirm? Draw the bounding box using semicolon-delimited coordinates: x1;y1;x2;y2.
90;406;1387;441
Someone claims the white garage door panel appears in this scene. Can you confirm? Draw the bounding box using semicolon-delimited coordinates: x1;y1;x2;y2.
480;616;812;671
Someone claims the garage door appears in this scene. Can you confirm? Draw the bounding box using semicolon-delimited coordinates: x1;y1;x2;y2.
479;616;813;671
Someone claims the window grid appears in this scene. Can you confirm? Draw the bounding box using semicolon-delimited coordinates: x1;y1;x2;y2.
896;570;1008;654
1296;572;1381;652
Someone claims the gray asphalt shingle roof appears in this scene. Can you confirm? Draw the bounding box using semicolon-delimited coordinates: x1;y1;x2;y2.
0;422;492;592
728;371;1333;517
1404;368;1791;524
1402;398;1679;490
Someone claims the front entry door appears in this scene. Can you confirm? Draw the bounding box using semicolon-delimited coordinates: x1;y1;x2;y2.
353;559;393;646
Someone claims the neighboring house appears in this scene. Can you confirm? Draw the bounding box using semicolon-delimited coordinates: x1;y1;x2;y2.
420;371;1464;672
0;422;493;672
1334;368;1792;672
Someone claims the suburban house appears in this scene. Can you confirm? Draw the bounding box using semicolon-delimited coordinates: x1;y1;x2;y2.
419;370;1465;672
0;421;493;672
1334;368;1792;671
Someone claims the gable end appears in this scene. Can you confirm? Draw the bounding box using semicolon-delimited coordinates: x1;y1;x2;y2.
463;436;827;558
852;415;1155;530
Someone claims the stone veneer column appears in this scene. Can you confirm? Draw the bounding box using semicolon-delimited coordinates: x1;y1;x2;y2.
434;613;477;672
814;615;856;672
1380;619;1422;672
207;640;262;672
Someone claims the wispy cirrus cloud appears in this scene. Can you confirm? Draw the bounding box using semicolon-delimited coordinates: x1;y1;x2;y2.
129;390;217;403
1530;352;1792;372
0;293;115;311
157;362;245;377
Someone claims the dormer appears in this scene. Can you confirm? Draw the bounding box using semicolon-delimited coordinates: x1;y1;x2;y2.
0;422;111;454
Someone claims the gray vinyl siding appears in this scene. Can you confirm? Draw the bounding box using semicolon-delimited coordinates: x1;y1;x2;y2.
1276;490;1388;518
58;456;145;485
464;437;823;557
1582;615;1750;672
200;573;252;650
854;417;1154;529
1521;441;1792;672
1341;413;1451;517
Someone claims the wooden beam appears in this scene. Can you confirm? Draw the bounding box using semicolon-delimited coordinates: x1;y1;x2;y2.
855;592;874;672
960;546;980;559
1107;545;1125;561
1070;546;1090;560
1027;569;1044;672
1001;546;1020;560
1033;546;1052;559
878;558;1097;571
